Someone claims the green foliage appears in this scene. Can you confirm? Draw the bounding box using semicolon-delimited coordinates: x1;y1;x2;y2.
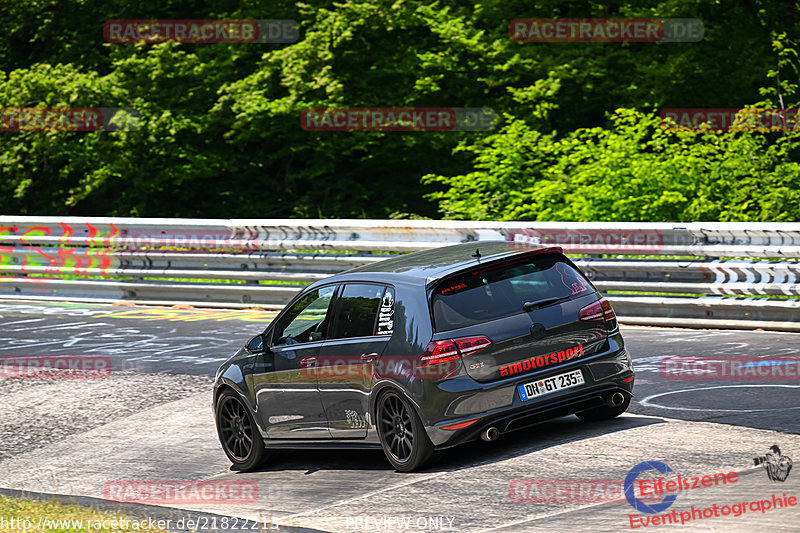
424;28;800;222
424;108;800;221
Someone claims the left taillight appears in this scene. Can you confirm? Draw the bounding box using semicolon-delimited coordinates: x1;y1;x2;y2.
420;336;492;366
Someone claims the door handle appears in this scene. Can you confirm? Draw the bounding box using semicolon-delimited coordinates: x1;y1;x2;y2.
360;352;379;361
300;356;318;369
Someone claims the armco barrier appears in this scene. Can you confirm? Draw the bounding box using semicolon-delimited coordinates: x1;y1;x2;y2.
0;217;799;330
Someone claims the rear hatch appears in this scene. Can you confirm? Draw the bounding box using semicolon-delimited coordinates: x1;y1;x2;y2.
428;251;616;383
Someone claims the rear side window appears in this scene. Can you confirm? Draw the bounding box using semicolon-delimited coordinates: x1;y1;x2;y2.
432;254;591;331
329;283;386;339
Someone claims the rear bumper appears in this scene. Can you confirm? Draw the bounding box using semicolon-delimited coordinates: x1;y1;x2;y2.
430;380;633;449
423;336;634;448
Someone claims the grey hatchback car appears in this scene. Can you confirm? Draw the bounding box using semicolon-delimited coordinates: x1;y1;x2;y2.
213;241;634;472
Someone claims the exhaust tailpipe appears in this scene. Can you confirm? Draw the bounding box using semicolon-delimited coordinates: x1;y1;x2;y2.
480;427;499;442
607;392;625;407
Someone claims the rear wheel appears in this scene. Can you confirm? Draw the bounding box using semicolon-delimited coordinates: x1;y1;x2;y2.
376;390;434;472
216;389;271;471
576;395;631;422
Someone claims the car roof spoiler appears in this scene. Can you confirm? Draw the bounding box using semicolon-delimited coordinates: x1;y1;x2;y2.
425;245;565;288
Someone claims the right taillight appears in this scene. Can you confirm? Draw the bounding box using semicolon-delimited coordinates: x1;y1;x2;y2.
579;297;617;329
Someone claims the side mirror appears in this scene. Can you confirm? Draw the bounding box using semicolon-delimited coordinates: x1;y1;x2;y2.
245;334;267;354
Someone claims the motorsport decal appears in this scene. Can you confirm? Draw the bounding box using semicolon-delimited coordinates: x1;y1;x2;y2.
500;344;584;377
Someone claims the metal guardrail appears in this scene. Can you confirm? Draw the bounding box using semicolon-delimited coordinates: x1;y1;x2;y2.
1;217;799;331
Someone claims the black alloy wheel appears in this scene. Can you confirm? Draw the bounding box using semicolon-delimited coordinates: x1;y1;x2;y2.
377;390;433;472
216;389;271;470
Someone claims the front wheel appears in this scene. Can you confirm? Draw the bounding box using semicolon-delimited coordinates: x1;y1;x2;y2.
215;389;271;471
576;395;631;422
376;390;434;472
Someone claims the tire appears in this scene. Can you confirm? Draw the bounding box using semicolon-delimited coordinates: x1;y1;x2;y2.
576;395;631;422
376;390;434;472
215;389;271;471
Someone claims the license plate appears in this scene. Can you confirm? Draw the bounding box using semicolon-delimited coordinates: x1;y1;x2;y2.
518;369;584;401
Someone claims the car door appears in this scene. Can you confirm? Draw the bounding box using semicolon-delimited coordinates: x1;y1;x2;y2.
317;283;394;438
252;284;338;439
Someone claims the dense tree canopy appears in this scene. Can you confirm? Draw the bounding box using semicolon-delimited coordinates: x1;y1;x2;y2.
0;0;798;221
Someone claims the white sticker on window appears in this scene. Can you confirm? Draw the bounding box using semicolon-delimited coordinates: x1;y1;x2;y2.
376;287;395;335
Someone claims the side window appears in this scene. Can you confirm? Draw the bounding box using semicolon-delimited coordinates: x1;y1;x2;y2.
329;284;385;339
272;285;337;347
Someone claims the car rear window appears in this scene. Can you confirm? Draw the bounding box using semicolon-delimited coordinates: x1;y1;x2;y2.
431;254;592;331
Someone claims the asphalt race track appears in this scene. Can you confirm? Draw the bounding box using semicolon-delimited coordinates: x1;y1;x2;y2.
1;300;799;532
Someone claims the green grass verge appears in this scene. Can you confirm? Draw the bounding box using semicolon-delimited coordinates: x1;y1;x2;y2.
0;495;168;532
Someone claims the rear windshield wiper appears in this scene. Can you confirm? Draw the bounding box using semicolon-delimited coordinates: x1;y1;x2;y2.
522;296;570;312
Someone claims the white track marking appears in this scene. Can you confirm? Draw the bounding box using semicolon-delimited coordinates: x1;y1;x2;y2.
640;384;800;412
275;470;452;520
